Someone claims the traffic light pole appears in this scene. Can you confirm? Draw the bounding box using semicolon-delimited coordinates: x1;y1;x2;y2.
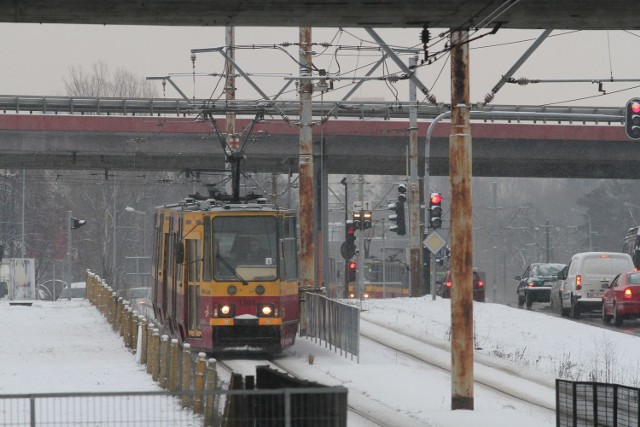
341;177;349;297
357;175;365;299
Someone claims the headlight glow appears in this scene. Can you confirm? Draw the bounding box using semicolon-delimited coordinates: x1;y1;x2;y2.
261;305;273;316
221;305;231;315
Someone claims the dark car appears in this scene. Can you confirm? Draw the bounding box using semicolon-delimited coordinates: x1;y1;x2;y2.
438;270;485;302
602;271;640;326
515;263;564;309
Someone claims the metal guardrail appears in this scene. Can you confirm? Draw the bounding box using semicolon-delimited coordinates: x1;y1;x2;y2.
299;292;360;362
0;388;347;426
0;95;626;123
556;379;640;427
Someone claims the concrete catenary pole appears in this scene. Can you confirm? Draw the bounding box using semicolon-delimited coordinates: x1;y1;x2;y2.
408;56;423;297
298;27;316;288
224;26;236;196
449;29;474;411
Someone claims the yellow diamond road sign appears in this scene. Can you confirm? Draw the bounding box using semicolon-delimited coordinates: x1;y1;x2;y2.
424;231;446;255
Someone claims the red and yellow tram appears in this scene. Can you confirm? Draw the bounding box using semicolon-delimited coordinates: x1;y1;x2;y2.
347;257;410;299
151;198;299;353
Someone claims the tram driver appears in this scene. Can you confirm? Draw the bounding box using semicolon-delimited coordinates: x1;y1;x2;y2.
233;236;272;265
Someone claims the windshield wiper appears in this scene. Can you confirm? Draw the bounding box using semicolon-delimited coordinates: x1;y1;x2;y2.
215;253;248;285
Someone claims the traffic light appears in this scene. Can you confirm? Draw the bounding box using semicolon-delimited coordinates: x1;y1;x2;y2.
352;211;362;229
363;210;372;229
626;98;640;140
341;222;357;260
71;217;87;229
348;260;357;282
388;184;407;235
429;192;443;229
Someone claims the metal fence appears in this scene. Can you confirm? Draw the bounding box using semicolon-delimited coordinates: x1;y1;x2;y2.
557;379;640;427
299;292;360;362
0;387;348;426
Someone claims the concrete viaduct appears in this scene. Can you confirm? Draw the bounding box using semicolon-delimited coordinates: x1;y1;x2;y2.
0;112;637;179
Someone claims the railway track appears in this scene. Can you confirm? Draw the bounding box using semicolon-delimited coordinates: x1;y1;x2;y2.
359;317;556;413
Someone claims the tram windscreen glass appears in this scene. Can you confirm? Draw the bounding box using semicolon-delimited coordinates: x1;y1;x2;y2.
212;216;278;281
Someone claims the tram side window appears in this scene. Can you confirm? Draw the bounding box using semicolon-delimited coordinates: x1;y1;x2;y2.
203;217;212;281
186;239;201;282
282;216;298;280
166;235;172;279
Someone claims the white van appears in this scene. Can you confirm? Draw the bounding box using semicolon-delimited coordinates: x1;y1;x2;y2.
553;252;635;318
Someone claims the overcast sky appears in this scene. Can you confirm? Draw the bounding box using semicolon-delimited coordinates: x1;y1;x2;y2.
1;23;638;108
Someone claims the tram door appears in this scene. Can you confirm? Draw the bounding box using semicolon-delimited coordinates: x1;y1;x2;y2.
185;238;202;338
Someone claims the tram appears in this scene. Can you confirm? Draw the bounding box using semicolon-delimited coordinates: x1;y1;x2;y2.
150;111;300;353
347;257;410;299
151;196;299;353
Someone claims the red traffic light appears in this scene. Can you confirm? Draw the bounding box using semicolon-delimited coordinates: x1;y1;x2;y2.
430;193;442;204
348;261;357;270
632;102;640;114
347;224;356;235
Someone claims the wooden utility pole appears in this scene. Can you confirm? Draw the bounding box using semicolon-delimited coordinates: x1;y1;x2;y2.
298;27;315;288
408;55;423;297
449;29;474;411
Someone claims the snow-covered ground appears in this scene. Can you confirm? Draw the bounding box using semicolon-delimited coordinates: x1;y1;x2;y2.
2;295;638;426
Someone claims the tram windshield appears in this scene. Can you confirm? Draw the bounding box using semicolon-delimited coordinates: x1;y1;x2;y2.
212;216;278;281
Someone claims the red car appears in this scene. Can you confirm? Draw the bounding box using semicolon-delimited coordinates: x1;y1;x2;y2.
602;271;640;326
438;270;485;302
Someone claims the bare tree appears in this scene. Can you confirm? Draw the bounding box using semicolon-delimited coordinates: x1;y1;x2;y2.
63;61;158;98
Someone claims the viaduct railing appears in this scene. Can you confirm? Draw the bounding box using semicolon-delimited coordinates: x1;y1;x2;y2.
0;94;625;123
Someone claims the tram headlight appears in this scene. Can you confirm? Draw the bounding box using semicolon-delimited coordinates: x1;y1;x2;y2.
227;285;237;295
255;285;265;295
258;304;275;317
214;304;234;317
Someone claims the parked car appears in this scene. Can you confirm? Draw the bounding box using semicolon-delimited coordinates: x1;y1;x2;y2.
438;270;485;302
36;279;67;301
58;281;87;299
602;271;640;326
550;252;635;319
515;263;565;309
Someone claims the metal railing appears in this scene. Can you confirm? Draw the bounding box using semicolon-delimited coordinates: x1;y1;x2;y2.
0;388;347;426
0;95;626;123
557;379;640;426
300;292;360;362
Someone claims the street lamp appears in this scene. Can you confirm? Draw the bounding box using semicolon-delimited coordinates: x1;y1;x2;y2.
66;211;86;300
125;206;148;256
569;208;594;252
